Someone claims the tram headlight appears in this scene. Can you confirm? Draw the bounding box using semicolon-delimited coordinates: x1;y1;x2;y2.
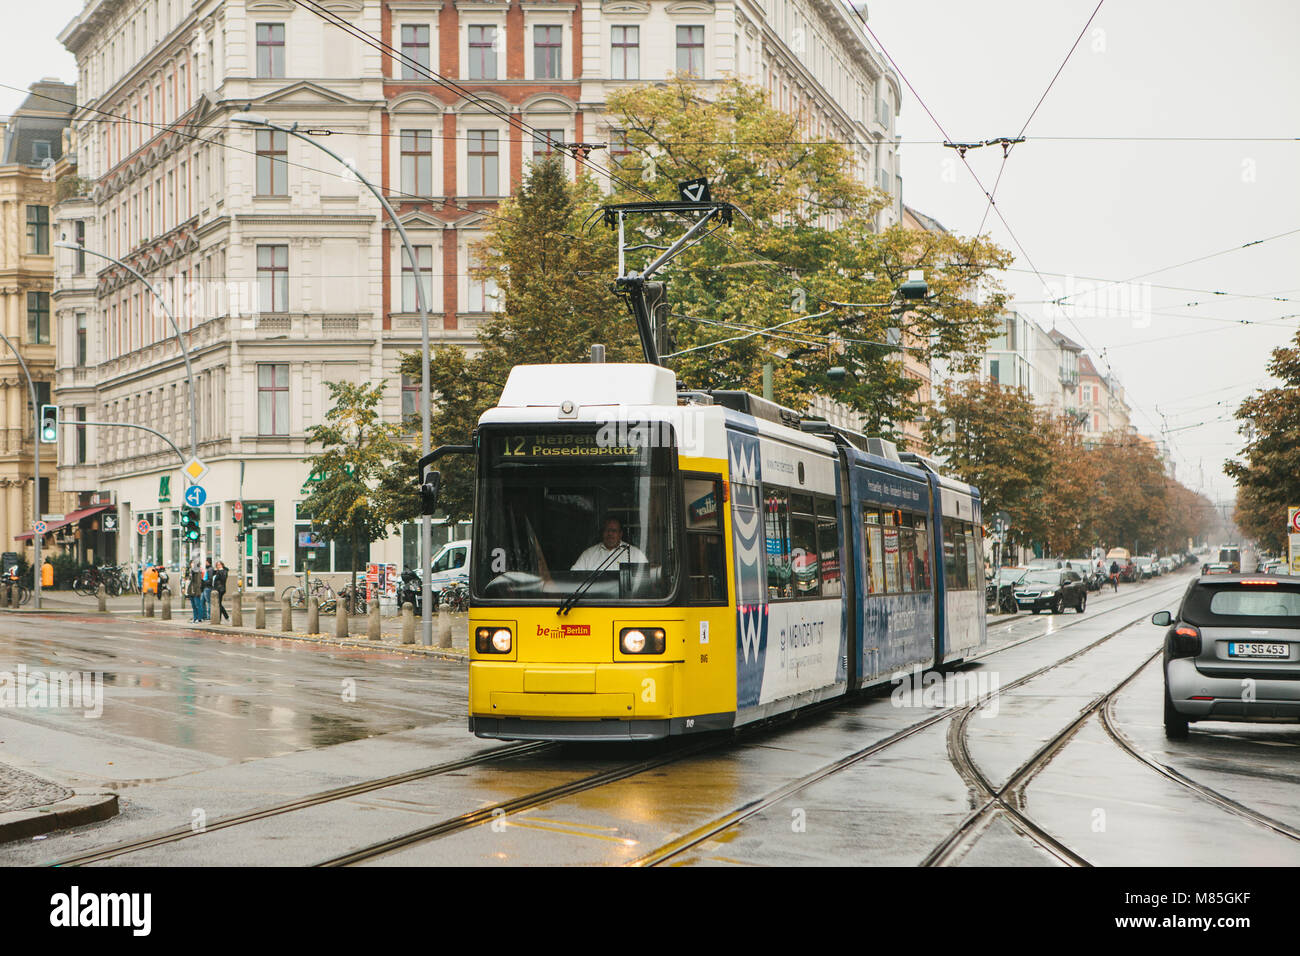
619;627;666;655
476;626;513;654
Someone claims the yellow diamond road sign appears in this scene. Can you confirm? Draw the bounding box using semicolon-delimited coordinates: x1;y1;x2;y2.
183;457;208;484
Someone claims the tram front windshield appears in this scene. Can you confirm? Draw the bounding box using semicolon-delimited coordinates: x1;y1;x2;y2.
473;425;679;603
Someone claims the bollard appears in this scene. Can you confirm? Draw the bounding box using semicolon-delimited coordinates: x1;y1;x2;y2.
144;591;155;618
281;595;292;632
1;583;9;608
368;602;381;640
336;600;349;639
437;605;453;648
231;595;243;627
306;597;320;635
401;602;415;644
98;584;108;613
255;594;267;630
161;594;171;620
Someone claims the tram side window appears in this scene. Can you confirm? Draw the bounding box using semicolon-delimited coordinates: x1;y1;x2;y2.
765;487;792;599
864;510;885;595
914;516;932;590
683;475;727;603
789;493;819;598
966;521;980;588
898;512;917;592
881;511;901;593
816;496;841;597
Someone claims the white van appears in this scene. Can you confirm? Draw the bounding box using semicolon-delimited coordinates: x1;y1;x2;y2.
429;539;471;589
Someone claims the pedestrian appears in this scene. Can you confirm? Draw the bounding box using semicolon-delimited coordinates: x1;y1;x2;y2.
187;557;203;622
201;557;213;621
213;561;230;623
1109;559;1120;592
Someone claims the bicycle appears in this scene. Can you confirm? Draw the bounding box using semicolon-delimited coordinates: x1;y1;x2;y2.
438;580;470;612
281;574;335;610
338;584;368;615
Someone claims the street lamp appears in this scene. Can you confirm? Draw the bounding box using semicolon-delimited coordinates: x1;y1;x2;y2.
232;111;437;647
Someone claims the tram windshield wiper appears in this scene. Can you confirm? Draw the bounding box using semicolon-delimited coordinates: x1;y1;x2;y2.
557;544;629;616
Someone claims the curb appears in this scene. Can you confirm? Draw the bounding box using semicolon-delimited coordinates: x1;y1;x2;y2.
0;790;120;844
128;616;471;662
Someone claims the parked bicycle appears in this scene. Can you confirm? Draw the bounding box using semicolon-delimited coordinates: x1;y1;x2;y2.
438;578;470;612
338;583;368;615
281;572;336;611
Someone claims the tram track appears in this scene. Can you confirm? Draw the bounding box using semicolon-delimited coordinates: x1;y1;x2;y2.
49;740;557;866
631;578;1187;866
47;579;1189;867
1098;685;1300;845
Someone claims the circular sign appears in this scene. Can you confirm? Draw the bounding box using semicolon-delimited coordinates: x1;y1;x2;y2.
33;521;47;534
232;501;244;522
136;518;151;536
1290;508;1300;533
184;485;208;507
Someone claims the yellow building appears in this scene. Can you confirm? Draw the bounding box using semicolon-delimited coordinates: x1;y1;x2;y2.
0;80;74;557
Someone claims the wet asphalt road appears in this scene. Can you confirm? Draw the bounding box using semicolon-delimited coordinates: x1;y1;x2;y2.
2;570;1297;866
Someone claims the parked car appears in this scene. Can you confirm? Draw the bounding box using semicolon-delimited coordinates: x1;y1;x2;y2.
1013;568;1088;614
1201;562;1231;576
986;566;1028;613
1120;561;1141;583
1152;574;1300;739
1133;556;1155;580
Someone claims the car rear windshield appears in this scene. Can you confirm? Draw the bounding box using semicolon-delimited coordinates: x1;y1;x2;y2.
1182;581;1300;628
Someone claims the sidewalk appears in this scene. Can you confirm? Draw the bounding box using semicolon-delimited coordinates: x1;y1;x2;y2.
6;590;471;661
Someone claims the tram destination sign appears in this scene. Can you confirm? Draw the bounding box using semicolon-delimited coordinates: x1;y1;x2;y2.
492;423;671;463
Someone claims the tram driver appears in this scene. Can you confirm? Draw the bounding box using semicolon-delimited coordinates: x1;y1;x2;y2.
571;514;648;571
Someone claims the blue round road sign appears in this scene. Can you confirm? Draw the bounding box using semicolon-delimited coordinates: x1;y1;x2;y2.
185;485;208;507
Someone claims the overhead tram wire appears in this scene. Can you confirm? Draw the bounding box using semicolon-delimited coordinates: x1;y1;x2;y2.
976;0;1106;235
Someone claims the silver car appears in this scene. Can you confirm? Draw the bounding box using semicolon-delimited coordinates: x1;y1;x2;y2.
1152;575;1300;739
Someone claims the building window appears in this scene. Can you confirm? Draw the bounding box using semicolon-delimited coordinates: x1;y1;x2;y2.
26;205;49;254
400;129;433;196
530;129;564;162
401;374;422;420
76;312;88;366
73;220;86;274
33;140;52;163
611;25;639;80
466;254;499;312
74;406;87;464
400;24;431;78
255;129;288;195
256;23;285;78
257;364;289;436
401;245;433;312
676;25;704;75
534;25;562;79
467;25;497;80
256;245;288;313
609;128;632;167
466;129;498;196
27;292;50;344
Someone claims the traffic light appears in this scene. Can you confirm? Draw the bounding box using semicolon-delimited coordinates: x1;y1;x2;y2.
180;506;201;542
39;405;57;443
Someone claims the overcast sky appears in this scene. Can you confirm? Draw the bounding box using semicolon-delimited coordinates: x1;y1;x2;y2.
4;1;1297;506
869;0;1300;505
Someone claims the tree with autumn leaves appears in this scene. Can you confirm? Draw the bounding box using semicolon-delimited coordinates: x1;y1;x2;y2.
928;378;1217;559
386;77;1014;521
1226;327;1300;553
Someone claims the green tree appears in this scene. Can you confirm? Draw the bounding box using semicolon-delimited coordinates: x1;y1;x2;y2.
302;381;404;604
926;378;1054;552
1225;329;1300;553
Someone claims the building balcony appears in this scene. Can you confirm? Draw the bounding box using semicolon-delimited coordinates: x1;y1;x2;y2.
250;312;374;338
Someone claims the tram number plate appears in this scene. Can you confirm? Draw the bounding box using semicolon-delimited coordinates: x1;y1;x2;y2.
1228;642;1288;659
